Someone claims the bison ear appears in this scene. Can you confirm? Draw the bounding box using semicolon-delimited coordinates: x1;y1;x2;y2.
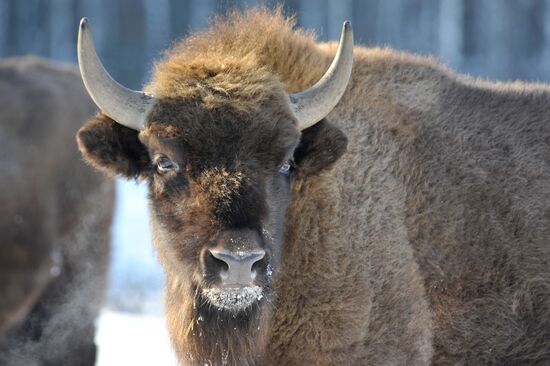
77;113;151;179
293;119;348;177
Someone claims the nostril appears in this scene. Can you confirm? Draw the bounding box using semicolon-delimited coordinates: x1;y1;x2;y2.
251;257;266;280
251;256;266;273
208;250;229;273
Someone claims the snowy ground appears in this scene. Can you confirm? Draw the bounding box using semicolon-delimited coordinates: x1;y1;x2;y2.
95;310;177;366
95;180;177;364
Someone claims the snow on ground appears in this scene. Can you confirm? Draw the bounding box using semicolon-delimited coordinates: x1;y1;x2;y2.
95;310;177;366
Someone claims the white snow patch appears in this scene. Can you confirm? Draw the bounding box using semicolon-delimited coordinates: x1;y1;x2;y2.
95;310;177;366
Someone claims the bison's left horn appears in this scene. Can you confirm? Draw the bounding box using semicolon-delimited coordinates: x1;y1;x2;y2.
77;18;154;131
289;21;354;130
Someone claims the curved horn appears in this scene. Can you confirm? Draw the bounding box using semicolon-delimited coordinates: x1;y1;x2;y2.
289;21;354;130
78;18;154;130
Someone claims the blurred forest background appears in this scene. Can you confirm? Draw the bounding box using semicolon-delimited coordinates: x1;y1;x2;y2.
3;0;550;87
2;0;550;364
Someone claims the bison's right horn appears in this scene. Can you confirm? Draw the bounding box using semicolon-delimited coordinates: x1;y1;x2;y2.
77;18;154;131
289;21;354;130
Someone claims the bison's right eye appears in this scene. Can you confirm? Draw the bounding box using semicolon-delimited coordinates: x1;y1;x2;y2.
155;156;178;174
278;159;295;176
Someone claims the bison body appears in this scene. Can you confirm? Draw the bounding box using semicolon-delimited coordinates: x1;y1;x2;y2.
77;9;550;366
0;56;114;366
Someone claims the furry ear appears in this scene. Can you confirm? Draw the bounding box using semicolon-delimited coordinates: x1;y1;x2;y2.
76;113;151;179
293;119;348;177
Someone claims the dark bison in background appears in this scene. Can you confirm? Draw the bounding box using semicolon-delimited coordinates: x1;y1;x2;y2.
0;56;114;366
77;7;550;366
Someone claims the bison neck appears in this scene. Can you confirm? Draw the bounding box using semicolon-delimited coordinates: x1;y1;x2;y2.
165;279;272;366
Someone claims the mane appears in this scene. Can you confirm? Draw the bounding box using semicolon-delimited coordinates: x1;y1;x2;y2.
145;7;333;103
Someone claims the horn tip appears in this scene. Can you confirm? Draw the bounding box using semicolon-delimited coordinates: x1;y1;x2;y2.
343;20;352;31
80;17;89;30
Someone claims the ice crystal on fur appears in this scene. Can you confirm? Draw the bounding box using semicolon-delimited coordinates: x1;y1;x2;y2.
202;286;263;311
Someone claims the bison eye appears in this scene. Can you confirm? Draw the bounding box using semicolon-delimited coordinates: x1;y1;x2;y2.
278;160;294;176
155;156;178;173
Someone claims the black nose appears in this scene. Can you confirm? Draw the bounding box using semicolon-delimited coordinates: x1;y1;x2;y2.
208;248;266;286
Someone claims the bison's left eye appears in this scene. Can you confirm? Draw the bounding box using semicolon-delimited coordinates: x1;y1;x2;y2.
278;160;294;176
156;156;178;173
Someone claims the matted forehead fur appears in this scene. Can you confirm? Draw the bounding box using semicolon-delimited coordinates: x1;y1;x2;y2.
141;93;298;174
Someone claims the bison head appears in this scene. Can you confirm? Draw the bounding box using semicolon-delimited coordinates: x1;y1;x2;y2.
76;17;352;364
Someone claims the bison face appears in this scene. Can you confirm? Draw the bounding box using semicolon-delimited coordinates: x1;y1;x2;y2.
141;98;301;314
77;96;347;311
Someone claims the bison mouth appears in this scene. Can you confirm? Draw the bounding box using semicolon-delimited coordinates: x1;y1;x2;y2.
202;285;264;311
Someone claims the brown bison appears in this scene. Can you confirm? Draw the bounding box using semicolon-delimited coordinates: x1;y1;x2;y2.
0;56;114;366
76;8;550;366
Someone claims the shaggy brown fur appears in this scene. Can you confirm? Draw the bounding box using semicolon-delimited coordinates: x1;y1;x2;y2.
0;56;114;366
78;8;550;366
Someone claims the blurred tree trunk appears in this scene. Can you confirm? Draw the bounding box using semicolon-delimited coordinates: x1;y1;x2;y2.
145;0;170;81
438;0;463;70
49;0;74;62
0;0;10;56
